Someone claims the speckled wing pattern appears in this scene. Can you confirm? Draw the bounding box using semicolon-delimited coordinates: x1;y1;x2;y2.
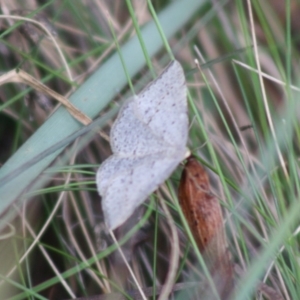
96;60;188;230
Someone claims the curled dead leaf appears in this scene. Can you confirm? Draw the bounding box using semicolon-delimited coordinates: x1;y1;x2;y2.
178;156;234;299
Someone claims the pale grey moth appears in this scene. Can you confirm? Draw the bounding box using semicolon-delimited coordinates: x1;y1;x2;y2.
96;60;189;230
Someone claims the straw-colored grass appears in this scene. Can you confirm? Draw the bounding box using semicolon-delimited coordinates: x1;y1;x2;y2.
0;1;299;299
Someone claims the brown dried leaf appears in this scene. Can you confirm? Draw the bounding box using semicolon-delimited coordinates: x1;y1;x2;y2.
178;156;234;299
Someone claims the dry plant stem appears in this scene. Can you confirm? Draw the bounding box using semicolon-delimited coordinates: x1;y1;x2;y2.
232;60;300;92
247;2;290;298
138;247;161;287
194;51;251;169
0;69;91;125
109;230;147;300
195;51;264;211
0;162;77;298
0;223;15;240
65;191;110;292
246;0;288;178
213;137;284;288
158;192;180;300
1;188;70;285
18;206;76;298
196;47;288;296
194;51;254;274
62;137;110;293
0;14;72;80
178;156;234;299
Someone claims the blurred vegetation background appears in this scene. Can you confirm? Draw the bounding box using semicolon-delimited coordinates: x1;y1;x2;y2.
0;0;300;299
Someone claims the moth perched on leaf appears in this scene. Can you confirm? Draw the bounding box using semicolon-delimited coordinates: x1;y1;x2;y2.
178;156;234;299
